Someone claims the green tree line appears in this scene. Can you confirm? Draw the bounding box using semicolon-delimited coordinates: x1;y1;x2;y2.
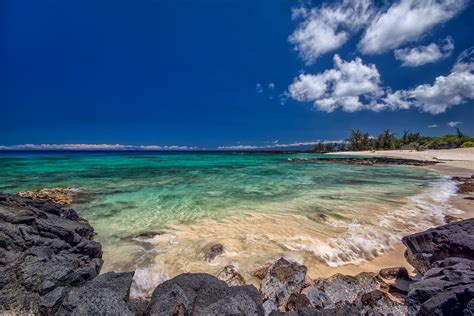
313;128;474;153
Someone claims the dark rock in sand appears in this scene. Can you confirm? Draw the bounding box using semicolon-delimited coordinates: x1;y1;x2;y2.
402;218;474;275
0;194;102;313
146;273;264;315
202;243;224;262
217;264;246;286
378;266;410;280
58;271;135;315
444;214;463;223
260;258;307;311
407;257;474;315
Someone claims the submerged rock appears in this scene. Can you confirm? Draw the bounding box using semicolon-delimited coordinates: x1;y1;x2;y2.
135;231;165;239
17;187;81;206
402;218;474;275
260;258;307;311
289;157;439;166
146;273;264;315
217;264;246;286
0;194;102;313
202;243;224;262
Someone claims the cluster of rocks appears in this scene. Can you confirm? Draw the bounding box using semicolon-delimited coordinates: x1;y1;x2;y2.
402;218;474;315
252;258;409;315
289;157;439;166
1;193;473;315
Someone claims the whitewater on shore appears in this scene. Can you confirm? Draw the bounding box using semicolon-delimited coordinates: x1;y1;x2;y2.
0;151;467;297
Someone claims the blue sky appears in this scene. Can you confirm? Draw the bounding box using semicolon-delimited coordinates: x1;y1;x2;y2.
2;0;473;150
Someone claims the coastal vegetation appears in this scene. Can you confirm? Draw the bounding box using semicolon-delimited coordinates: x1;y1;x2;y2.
314;128;474;153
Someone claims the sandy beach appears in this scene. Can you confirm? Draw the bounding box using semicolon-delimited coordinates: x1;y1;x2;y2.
332;147;474;177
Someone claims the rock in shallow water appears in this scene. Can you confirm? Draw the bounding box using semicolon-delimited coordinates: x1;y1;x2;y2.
17;187;81;206
202;243;224;262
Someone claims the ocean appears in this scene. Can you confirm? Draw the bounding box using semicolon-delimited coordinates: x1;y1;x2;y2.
0;151;460;296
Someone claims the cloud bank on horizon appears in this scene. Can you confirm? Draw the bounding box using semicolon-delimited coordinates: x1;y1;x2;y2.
287;0;473;115
0;144;200;151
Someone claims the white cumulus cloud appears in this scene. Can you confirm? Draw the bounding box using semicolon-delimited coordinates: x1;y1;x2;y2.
428;124;439;128
289;0;467;62
359;0;467;54
289;0;375;64
288;48;474;114
289;54;382;112
394;37;454;67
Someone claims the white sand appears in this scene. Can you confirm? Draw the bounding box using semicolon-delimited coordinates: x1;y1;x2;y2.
331;148;474;176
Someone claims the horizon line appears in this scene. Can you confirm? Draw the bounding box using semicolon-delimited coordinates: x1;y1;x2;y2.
0;141;343;152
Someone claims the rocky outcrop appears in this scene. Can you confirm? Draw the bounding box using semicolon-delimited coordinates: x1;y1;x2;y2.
260;258;307;311
146;273;264;315
402;218;474;274
407;258;474;315
0;194;102;313
58;271;135;315
310;272;385;308
17;187;82;206
290;157;439;166
2;192;474;315
403;219;474;315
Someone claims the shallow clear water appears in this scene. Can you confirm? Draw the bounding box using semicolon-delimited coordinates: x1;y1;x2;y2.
0;151;460;296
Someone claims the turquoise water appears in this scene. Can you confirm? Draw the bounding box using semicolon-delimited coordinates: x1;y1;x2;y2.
0;151;459;296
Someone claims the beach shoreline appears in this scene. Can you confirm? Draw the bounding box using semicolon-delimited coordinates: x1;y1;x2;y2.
323;148;474;277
